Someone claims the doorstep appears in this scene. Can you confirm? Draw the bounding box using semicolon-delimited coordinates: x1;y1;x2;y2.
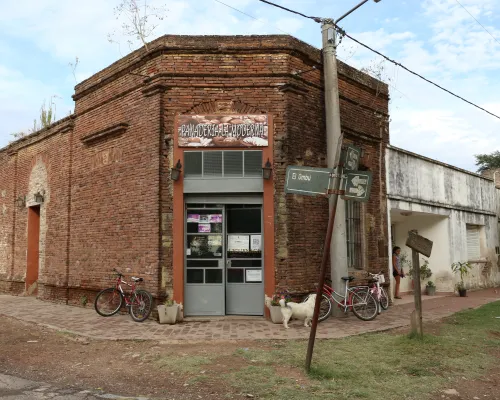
183;315;265;323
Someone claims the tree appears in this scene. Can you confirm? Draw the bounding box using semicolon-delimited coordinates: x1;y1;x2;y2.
475;151;500;172
109;0;167;53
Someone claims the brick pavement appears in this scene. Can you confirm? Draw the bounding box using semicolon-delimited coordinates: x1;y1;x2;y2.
1;289;498;341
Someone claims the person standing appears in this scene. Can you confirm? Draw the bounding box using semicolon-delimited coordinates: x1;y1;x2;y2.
392;246;404;299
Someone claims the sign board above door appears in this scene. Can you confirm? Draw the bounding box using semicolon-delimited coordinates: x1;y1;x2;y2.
177;114;269;147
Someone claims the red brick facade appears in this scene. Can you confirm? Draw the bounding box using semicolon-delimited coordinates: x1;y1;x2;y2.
0;35;389;307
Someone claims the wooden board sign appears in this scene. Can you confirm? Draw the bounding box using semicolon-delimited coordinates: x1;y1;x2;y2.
405;232;433;258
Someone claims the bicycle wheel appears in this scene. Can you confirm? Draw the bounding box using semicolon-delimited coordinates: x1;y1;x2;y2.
129;289;153;322
379;288;389;310
350;288;378;321
318;293;332;322
94;288;123;317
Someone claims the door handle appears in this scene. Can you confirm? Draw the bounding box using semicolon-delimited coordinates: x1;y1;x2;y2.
226;260;231;267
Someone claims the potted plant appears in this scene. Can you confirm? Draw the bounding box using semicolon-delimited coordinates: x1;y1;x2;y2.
267;292;291;324
409;258;432;290
157;298;179;324
451;261;472;297
425;280;436;296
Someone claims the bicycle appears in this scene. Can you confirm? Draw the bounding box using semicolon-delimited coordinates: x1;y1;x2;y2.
367;271;389;314
94;269;153;322
306;276;378;322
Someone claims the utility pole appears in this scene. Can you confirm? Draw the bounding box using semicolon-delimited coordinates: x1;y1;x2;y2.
322;0;382;317
322;19;348;314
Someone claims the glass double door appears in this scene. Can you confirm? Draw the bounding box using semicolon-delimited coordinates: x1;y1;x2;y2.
184;203;264;316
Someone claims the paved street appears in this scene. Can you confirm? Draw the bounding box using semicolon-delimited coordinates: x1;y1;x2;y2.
0;373;149;400
0;288;498;341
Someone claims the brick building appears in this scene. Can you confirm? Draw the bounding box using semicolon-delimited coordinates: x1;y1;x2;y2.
0;35;390;316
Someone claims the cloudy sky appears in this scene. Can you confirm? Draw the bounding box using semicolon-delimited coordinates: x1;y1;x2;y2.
1;0;499;172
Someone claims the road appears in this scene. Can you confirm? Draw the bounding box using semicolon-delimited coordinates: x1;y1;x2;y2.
0;373;149;400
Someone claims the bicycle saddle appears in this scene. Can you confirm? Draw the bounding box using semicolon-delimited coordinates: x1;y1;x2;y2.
131;277;144;282
341;276;355;282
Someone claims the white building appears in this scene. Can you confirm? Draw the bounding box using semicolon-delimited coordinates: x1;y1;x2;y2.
386;146;500;296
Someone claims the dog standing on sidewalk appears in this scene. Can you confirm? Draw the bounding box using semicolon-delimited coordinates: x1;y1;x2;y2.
279;294;316;329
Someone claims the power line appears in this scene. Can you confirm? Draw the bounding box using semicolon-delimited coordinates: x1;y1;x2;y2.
257;0;322;22
213;0;291;35
454;0;500;47
335;26;500;121
256;0;500;121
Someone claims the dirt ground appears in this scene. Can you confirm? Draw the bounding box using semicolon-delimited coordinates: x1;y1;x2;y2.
0;315;498;400
0;316;296;399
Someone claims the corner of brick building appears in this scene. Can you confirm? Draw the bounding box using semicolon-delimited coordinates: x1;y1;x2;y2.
0;33;390;305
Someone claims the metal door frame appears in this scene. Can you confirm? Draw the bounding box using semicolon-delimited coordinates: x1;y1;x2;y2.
224;205;264;316
183;196;264;316
184;204;226;316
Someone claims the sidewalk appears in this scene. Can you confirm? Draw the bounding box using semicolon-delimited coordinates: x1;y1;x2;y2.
1;289;498;341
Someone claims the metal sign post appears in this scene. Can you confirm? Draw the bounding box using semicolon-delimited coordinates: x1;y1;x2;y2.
284;148;374;372
405;232;433;338
305;166;343;372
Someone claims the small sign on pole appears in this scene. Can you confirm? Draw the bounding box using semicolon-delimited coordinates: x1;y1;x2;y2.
343;171;373;202
285;166;334;197
342;145;361;171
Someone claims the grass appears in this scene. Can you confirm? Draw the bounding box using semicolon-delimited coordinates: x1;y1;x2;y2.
147;302;500;400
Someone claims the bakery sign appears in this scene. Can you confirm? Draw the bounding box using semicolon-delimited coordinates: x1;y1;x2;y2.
177;114;268;147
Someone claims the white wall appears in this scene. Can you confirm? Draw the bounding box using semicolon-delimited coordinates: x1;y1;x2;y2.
387;147;500;293
387;147;497;215
391;210;451;293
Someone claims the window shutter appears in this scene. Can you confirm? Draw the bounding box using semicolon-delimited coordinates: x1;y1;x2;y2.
466;226;480;260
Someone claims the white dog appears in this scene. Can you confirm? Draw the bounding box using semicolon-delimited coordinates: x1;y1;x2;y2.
279;294;316;329
264;294;273;310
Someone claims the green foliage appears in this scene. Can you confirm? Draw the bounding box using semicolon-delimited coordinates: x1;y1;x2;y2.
426;280;435;288
451;261;472;282
10;96;58;142
475;151;500;172
80;295;88;307
409;258;432;281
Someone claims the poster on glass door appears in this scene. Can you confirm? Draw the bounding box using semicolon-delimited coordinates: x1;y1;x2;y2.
228;235;250;252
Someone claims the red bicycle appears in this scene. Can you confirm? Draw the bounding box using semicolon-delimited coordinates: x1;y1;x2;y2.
94;269;153;322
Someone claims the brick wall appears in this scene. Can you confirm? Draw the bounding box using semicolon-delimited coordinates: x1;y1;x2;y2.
0;34;389;304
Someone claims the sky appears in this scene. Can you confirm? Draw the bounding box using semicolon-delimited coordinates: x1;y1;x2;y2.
1;0;499;172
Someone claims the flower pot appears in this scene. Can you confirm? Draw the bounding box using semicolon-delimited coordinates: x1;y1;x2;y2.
176;305;183;322
269;306;283;324
426;286;436;296
157;304;179;324
458;288;467;297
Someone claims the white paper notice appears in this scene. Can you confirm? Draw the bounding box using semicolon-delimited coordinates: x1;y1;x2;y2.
250;235;262;251
246;269;262;282
186;248;191;256
227;235;249;252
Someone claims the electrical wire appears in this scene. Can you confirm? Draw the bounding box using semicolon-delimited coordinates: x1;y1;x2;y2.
213;0;292;35
335;26;500;121
257;0;322;22
256;0;500;121
454;0;500;47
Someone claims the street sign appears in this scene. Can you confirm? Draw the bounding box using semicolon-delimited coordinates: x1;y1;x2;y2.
342;145;361;171
406;232;433;258
285;166;334;197
343;171;373;202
